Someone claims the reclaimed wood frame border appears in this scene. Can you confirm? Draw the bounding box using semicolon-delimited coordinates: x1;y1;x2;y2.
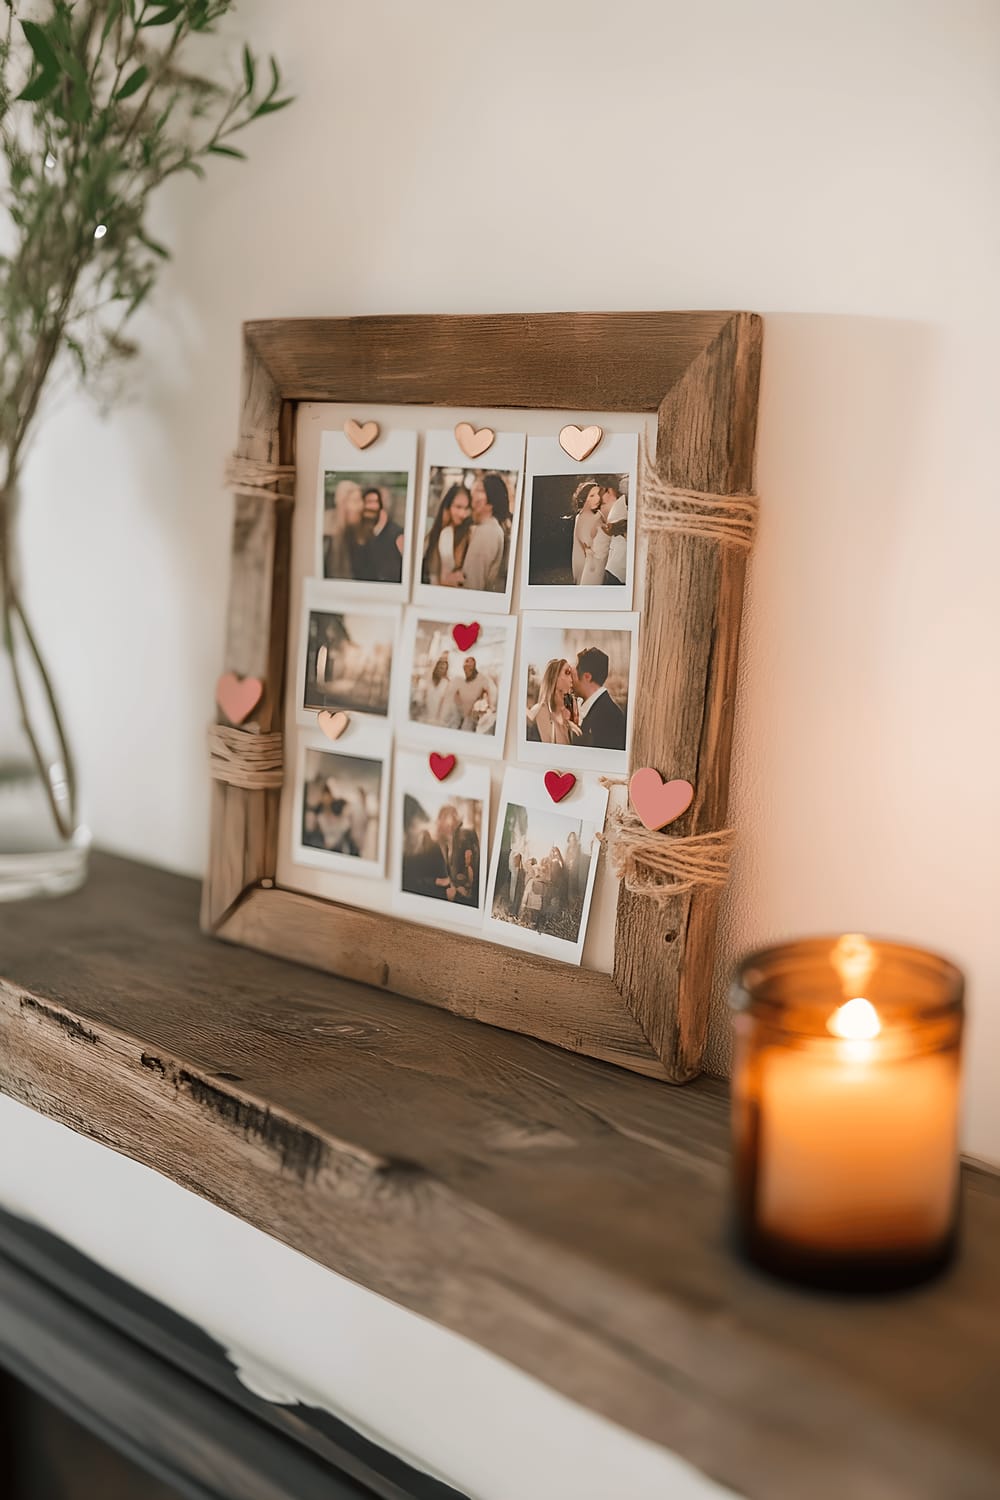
203;312;762;1082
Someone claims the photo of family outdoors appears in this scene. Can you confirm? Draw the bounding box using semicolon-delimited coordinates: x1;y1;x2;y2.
400;791;483;911
401;614;514;752
299;747;383;868
488;800;593;947
420;465;518;596
519;618;637;766
321;469;409;586
300;599;397;718
527;472;630;589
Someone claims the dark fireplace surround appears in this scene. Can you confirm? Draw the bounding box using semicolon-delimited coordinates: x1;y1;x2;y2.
0;1206;465;1500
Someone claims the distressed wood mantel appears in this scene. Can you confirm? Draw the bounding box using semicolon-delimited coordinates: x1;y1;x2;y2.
2;854;1000;1500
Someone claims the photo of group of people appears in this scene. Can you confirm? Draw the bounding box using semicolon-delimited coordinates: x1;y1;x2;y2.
482;768;608;963
291;416;643;962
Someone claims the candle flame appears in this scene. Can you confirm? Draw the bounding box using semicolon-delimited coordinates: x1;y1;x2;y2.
828;996;882;1041
831;934;876;999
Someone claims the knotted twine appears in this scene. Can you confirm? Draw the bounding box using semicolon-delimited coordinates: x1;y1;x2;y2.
208;724;284;791
597;448;757;902
224;453;296;504
638;436;758;550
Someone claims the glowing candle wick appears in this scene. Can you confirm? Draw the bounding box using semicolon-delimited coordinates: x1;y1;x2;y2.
828;996;882;1041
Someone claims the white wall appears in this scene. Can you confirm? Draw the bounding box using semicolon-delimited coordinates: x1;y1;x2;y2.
10;0;1000;1489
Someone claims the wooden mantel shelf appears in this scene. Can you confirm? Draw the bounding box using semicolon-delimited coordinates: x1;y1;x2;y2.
1;855;999;1500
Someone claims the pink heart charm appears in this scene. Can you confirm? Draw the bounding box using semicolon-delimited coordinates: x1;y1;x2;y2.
430;752;456;782
317;710;350;742
544;770;576;804
628;768;694;831
216;672;263;726
452;622;480;652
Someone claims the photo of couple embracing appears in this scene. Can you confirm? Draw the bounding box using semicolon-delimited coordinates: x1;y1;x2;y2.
525;643;628;753
421;466;517;595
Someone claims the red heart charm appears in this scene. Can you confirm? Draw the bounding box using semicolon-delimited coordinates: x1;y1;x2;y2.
429;752;456;782
628;768;694;831
544;770;576;804
452;622;480;652
216;672;263;726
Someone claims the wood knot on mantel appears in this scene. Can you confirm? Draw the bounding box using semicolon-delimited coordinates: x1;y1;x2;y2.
208;725;284;791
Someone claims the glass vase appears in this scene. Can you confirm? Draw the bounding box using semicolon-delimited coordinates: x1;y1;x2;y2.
0;485;89;900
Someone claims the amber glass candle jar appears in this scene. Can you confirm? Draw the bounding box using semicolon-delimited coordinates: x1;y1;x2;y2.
730;935;964;1291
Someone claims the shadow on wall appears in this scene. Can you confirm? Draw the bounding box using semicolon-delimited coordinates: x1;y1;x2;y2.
707;311;951;1076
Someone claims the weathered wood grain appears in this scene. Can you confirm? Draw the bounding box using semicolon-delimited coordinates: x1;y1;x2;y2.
4;856;1000;1500
202;337;291;930
245;312;741;412
616;312;762;1078
221;886;671;1079
206;311;763;1081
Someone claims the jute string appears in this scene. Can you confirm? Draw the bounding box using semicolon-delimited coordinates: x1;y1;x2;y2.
598;766;735;900
208;724;284;791
638;438;758;549
224;454;296;504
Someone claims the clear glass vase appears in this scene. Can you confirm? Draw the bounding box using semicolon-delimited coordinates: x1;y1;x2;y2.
0;486;89;900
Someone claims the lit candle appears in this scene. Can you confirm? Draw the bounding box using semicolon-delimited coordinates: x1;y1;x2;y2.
730;935;964;1290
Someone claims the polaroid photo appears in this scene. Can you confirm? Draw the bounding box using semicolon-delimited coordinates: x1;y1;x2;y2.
396;607;517;761
292;721;391;880
412;427;526;615
391;750;491;930
516;610;640;775
314;427;418;602
483;768;608;966
519;431;639;612
296;580;401;727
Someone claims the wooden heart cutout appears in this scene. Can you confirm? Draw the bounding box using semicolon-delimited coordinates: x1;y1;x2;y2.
558;424;603;463
454;421;495;460
216;672;262;726
430;752;456;782
544;769;576;804
318;710;350;742
344;418;379;450
628;768;694;831
452;622;480;652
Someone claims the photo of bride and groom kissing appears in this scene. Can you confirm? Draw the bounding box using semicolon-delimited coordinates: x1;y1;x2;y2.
526;645;628;753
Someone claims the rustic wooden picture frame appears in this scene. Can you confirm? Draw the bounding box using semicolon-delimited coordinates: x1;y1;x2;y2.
203;312;761;1083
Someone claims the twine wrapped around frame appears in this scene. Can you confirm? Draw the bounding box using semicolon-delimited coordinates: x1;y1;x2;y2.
224;453;296;504
599;778;735;902
639;438;758;549
208;724;284;791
